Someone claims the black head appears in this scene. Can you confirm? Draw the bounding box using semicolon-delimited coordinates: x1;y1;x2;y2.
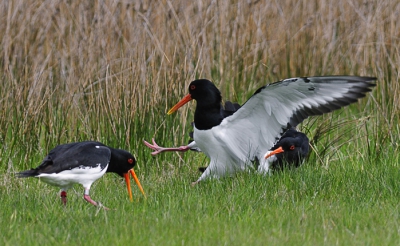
187;79;222;105
189;79;224;130
106;148;136;177
273;138;303;155
105;147;146;199
271;129;310;168
167;79;224;130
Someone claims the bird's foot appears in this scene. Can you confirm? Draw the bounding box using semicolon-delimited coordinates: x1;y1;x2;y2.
143;138;190;155
97;202;110;211
84;195;110;210
143;138;163;155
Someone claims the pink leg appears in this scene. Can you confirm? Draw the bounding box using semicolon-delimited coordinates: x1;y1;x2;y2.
60;190;67;205
143;138;190;155
83;188;109;210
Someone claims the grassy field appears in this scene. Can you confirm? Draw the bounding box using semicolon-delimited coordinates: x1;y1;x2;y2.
1;0;399;245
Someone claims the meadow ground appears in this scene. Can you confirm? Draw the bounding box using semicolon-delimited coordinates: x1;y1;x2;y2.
0;0;399;245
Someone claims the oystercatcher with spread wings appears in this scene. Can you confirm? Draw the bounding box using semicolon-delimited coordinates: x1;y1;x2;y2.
145;76;376;184
18;141;146;209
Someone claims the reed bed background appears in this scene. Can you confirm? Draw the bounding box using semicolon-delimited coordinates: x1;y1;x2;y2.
0;0;399;245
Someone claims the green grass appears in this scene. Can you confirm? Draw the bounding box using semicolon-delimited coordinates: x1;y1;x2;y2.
2;156;400;245
1;0;400;245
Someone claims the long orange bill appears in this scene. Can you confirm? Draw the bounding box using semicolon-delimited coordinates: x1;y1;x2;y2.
264;146;284;159
123;172;133;202
130;169;146;198
167;94;192;115
123;169;146;202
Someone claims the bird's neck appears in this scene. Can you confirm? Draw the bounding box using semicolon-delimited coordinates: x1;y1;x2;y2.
194;103;223;130
105;150;120;174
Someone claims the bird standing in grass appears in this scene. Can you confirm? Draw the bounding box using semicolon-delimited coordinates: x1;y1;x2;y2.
145;76;376;184
18;141;146;209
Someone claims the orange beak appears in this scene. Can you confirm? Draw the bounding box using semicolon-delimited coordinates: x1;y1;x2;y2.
123;169;146;202
167;94;192;115
264;146;284;159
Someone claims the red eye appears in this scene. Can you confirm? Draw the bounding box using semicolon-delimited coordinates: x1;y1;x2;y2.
128;158;134;164
190;85;196;90
290;145;295;150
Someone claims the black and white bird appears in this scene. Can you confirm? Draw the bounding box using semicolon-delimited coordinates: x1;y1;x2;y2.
18;141;146;209
145;76;376;184
258;128;309;174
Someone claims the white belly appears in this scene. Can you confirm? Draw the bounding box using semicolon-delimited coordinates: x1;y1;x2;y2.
37;164;108;189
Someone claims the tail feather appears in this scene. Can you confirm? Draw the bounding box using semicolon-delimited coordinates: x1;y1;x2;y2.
17;169;39;178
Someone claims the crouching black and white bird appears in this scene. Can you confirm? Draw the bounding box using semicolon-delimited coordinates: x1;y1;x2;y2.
145;76;376;184
17;141;146;209
258;128;309;174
